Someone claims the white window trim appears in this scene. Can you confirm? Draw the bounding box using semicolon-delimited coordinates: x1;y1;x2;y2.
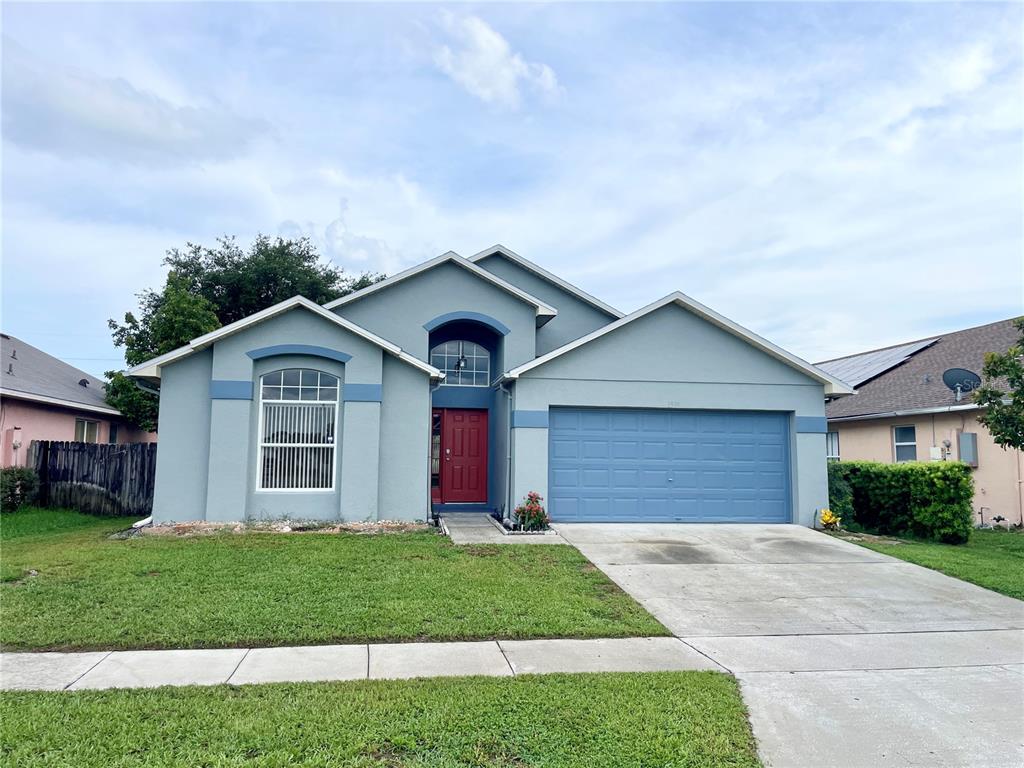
893;424;917;463
255;371;340;493
826;431;840;462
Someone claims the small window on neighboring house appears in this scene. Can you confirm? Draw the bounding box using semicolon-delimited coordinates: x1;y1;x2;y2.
74;418;98;443
108;424;119;444
958;432;979;468
826;431;840;462
258;368;339;490
893;425;917;462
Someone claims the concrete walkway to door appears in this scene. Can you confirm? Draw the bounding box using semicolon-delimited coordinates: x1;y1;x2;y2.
555;523;1024;768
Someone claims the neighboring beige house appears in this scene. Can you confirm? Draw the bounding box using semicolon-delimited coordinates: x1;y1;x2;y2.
818;318;1023;527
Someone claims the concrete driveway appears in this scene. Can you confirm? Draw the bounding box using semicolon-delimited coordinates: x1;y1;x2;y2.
555;523;1024;768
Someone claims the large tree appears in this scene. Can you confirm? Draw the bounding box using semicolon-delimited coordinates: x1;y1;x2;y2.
974;316;1024;451
106;235;381;430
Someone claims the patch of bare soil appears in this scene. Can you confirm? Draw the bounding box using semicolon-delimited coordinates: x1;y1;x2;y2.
830;530;905;545
141;520;429;537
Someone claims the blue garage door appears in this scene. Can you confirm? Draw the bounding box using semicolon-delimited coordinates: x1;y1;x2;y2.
548;408;790;523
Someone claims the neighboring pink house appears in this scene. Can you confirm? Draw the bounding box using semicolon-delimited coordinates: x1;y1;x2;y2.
0;333;155;467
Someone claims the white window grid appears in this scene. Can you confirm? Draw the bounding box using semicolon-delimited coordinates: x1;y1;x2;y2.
257;369;340;491
260;368;339;402
430;340;490;387
893;425;917;463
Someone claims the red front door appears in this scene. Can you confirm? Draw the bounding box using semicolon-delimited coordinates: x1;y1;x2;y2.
439;409;488;503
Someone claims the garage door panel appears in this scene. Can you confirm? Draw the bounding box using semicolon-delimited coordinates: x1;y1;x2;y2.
549;408;790;523
612;469;639;487
611;440;640;459
642;441;670;460
581;440;609;459
580;410;611;431
551;468;579;488
550;438;579;459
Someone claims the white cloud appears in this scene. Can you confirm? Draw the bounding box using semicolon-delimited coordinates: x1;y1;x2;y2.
2;3;1020;372
1;43;269;164
945;43;996;93
434;14;561;109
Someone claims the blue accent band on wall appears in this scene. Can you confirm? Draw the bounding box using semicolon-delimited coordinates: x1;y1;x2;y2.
795;416;828;434
210;380;253;400
343;384;383;402
423;311;511;336
246;345;352;363
431;386;493;409
512;410;549;428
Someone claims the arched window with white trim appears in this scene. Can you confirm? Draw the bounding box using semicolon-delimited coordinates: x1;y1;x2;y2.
258;368;339;490
430;340;490;386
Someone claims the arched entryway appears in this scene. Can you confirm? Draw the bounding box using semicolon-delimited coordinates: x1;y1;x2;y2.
425;314;505;510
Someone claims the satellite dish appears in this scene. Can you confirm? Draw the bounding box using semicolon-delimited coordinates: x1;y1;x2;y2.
942;368;981;400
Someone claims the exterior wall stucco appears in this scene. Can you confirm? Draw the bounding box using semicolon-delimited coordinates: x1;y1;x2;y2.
473;254;617;355
332;262;538;369
378;355;432;520
0;397;154;468
509;304;829;526
152;349;212;522
830;411;1024;526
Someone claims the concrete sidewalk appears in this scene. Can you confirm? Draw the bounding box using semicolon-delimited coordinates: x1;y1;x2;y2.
0;636;720;691
441;513;566;545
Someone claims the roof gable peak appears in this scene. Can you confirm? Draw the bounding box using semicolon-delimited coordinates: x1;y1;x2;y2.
323;249;557;320
468;244;623;319
506;290;854;396
129;295;442;382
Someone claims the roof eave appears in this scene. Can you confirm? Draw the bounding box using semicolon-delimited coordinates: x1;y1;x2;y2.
828;402;983;422
0;388;123;417
127;296;444;381
468;244;625;319
507;291;857;395
323;251;559;318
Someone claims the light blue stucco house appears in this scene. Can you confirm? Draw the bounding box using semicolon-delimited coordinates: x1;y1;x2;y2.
130;245;853;526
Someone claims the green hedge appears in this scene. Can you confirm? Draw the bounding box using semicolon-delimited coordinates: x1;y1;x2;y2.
826;462;854;521
1;467;39;513
828;461;974;544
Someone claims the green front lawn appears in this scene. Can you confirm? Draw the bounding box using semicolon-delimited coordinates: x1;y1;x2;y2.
850;529;1024;600
0;672;760;768
0;508;667;651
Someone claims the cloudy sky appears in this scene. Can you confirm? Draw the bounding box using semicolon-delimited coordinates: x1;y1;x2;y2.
2;2;1021;377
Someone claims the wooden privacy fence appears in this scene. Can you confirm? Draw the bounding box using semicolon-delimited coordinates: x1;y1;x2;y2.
30;441;157;517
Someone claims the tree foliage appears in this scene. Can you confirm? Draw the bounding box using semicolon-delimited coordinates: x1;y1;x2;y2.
974;316;1024;451
105;236;382;430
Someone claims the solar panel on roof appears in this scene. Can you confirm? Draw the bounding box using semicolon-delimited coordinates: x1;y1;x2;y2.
817;338;938;388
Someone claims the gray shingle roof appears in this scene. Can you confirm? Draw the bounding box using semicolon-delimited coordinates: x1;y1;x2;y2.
821;318;1020;420
0;333;119;413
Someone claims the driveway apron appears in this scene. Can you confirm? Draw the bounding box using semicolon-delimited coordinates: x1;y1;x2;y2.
555;523;1024;768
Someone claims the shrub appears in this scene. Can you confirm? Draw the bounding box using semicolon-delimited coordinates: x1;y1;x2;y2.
835;461;973;544
819;508;841;530
905;462;974;544
514;491;549;531
1;467;40;512
826;462;854;521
